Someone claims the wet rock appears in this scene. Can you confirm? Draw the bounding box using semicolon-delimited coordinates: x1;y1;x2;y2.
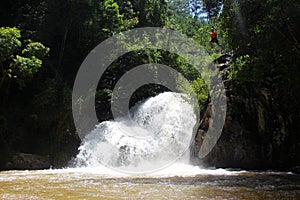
6;153;51;170
290;166;300;174
215;53;232;64
0;140;10;170
191;53;300;171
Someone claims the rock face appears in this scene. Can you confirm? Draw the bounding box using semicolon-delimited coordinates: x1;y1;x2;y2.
0;112;80;170
192;54;300;172
5;153;51;170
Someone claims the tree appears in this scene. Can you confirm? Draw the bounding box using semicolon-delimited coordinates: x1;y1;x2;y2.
221;0;300;90
202;0;223;20
217;0;300;168
0;27;49;89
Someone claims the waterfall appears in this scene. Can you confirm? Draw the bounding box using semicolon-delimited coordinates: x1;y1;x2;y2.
73;92;197;173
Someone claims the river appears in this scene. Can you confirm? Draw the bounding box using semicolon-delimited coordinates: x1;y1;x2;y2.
1;92;299;199
0;165;299;199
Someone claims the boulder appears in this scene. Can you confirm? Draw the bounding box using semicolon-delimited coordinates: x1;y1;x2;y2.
6;153;51;170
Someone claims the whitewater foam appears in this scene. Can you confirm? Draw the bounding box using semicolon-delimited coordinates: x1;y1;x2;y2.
73;92;198;173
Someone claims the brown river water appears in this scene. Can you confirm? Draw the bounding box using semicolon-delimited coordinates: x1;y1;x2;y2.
0;165;299;200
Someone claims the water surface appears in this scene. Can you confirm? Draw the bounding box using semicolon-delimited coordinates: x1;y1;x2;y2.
1;164;299;199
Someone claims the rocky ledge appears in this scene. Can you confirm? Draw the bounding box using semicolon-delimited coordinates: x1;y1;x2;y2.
3;153;51;170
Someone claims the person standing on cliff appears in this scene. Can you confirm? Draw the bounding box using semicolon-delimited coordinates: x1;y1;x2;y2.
208;27;224;49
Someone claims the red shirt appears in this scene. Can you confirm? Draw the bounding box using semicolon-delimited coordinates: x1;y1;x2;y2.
210;31;217;38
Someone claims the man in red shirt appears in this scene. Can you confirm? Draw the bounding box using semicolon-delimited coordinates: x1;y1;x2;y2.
209;27;224;49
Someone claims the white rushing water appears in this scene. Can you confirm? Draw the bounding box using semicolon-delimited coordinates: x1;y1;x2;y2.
73;92;198;174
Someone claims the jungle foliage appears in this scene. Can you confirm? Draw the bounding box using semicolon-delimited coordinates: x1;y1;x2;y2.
0;0;299;168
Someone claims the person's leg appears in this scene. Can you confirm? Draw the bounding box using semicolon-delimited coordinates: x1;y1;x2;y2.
216;39;224;49
210;38;215;48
